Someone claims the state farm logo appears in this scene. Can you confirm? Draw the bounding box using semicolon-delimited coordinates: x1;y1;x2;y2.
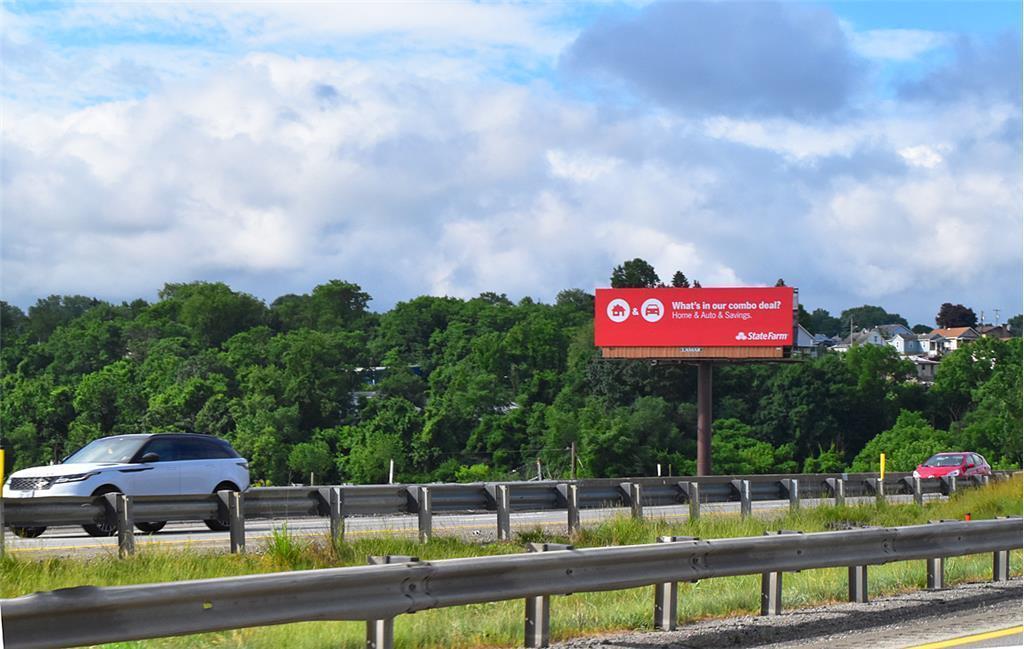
738;331;789;341
606;298;664;323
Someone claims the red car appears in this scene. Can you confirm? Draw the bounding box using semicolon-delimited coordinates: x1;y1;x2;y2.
913;452;991;479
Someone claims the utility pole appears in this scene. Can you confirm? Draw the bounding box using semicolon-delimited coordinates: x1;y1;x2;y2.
696;362;713;476
569;441;577;481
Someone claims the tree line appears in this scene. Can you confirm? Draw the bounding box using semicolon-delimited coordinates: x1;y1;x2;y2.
1;266;1020;484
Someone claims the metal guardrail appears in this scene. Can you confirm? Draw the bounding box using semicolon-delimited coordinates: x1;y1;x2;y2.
1;471;1009;556
0;517;1019;649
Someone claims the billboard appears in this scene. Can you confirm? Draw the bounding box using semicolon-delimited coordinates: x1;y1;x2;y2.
595;287;795;349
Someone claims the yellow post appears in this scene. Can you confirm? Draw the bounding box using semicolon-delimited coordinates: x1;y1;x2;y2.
0;447;5;486
879;453;886;482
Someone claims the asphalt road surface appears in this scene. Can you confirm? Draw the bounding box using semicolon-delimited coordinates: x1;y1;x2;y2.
550;579;1023;649
2;495;926;557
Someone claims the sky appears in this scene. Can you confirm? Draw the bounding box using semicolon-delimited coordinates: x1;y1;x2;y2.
2;1;1021;327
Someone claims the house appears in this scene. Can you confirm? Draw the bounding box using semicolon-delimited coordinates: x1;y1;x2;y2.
794;324;820;357
887;332;924;355
831;328;886;352
876;324;915;338
930;327;980;353
916;332;945;358
907;356;940;383
978;325;1013;340
611;304;626;318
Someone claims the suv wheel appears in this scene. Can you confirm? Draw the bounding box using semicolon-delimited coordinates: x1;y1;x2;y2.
204;482;239;531
136;521;167;534
83;486;121;537
11;526;47;538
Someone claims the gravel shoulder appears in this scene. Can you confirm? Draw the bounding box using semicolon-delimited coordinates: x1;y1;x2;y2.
551;579;1024;649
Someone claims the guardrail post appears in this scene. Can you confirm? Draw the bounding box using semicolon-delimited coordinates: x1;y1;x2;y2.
566;484;580;536
787;479;799;513
230;491;246;553
418;487;432;544
942;475;957;495
739;480;751;519
0;497;5;557
926;557;944;589
993;517;1011;582
107;493;135;558
913;477;923;506
875;477;885;505
329;487;344;546
834;478;845;507
688;482;700;521
760;530;801;615
496;484;511;541
620;482;642;520
760;569;782;616
848;565;868;603
993;549;1010;582
653;536;697;630
366;555;419;649
524;543;573;648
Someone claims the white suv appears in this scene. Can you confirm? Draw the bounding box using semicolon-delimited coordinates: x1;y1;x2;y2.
3;433;250;537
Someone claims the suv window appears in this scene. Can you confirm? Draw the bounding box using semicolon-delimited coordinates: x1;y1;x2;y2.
973;454;986;466
202;438;237;459
140;437;181;462
175;437;235;460
176;438;210;461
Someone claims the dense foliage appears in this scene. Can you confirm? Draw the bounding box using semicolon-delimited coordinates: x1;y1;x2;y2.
1;277;1020;484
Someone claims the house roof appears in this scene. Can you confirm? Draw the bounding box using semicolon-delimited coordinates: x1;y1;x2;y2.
931;327;979;339
978;325;1013;339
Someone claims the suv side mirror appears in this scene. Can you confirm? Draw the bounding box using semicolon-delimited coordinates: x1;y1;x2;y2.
965;462;975;468
141;452;160;463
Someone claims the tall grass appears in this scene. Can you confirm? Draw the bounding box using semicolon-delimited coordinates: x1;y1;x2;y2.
2;476;1020;648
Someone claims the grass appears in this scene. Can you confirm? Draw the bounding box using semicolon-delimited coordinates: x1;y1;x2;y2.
2;476;1020;648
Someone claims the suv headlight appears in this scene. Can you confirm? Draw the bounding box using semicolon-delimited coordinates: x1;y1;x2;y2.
912;470;920;478
53;472;97;484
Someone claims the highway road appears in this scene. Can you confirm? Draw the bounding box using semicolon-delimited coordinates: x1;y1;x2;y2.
550;579;1023;649
3;494;925;557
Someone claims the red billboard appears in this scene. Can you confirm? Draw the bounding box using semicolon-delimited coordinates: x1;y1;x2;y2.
595;287;795;348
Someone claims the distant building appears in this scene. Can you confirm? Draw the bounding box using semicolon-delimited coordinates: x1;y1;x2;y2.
907;356;940;383
978;325;1013;340
929;327;980;353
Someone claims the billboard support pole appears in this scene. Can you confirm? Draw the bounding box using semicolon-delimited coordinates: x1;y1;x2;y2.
697;361;713;476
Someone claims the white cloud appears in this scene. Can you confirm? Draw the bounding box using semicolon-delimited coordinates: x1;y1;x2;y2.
898;145;945;168
1;16;1021;325
849;29;950;61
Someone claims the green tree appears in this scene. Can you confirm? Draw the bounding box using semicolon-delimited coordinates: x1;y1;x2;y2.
578;396;682;477
849;410;953;472
610;258;661;288
935;302;977;328
156;282;266;347
959;338;1022;466
807;308;842;337
712;418;797;474
26;295;102;342
671;272;690;288
803;445;846;473
1007;314;1022;336
839;305;908;330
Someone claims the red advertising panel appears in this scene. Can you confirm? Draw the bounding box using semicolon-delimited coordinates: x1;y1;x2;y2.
595;287;795;348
